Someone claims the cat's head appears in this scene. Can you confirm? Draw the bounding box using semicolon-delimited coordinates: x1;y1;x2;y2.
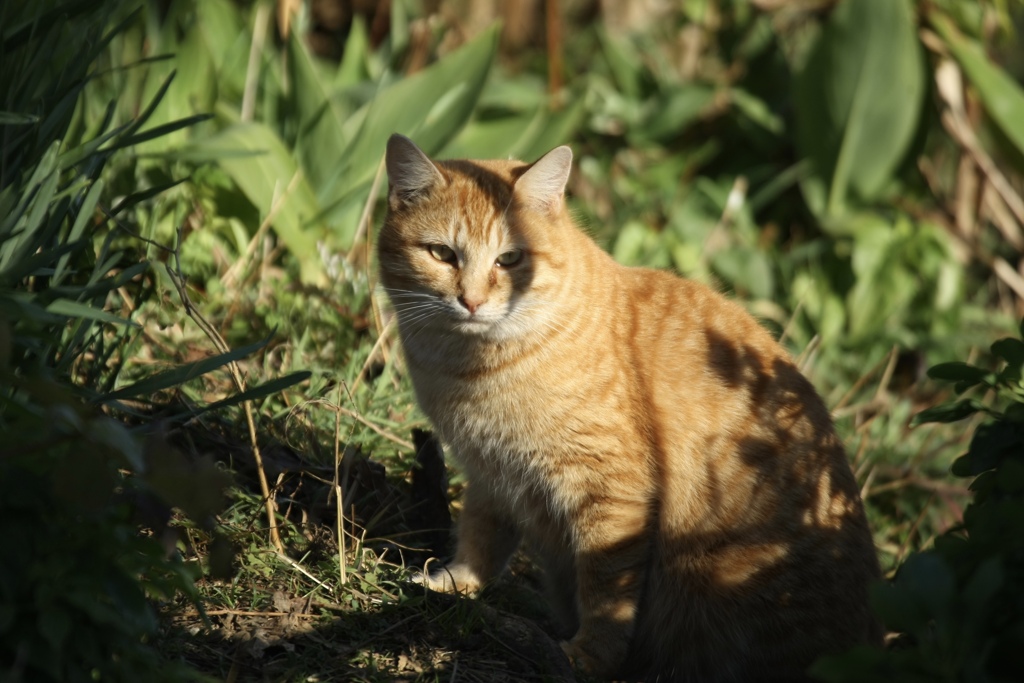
378;134;573;341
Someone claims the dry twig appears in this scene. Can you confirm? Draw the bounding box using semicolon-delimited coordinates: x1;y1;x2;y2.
346;155;387;265
933;59;1024;300
168;224;284;554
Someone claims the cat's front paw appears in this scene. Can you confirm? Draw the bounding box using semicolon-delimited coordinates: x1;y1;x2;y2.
410;562;483;595
560;632;627;677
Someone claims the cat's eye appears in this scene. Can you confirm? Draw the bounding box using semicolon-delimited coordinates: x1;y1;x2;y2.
427;244;457;264
496;249;524;267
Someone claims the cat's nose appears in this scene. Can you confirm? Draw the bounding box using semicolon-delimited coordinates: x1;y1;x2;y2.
458;295;485;315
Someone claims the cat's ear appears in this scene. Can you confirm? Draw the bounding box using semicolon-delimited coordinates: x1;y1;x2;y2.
515;145;572;211
386;134;446;207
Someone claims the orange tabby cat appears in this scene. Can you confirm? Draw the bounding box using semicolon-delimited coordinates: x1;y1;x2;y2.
377;134;881;682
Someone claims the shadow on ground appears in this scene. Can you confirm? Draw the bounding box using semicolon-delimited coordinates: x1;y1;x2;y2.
161;582;574;682
158;419;577;682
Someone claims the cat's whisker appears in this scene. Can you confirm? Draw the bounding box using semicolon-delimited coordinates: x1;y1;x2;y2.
392;312;441;328
398;311;443;330
386;292;436;301
391;303;441;316
388;299;435;308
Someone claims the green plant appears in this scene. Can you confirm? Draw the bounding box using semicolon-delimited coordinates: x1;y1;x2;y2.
812;320;1024;682
69;0;519;459
0;373;228;683
82;0;506;284
0;2;295;679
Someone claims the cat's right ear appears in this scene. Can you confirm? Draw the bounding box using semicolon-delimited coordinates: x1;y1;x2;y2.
386;134;446;209
514;145;572;212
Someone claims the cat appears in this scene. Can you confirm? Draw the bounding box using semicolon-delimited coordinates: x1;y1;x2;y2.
377;133;882;682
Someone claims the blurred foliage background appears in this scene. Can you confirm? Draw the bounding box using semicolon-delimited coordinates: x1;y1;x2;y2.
2;0;1024;680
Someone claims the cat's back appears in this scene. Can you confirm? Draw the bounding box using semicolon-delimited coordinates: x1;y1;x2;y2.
611;267;815;445
615;265;873;560
605;267;881;680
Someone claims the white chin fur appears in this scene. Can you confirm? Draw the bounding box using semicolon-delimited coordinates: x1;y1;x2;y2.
455;319;494;335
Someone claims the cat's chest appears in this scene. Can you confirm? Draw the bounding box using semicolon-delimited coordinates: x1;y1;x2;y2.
420;368;554;456
411;357;562;461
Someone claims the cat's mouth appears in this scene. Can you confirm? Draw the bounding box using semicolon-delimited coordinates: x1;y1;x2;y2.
453;314;497;334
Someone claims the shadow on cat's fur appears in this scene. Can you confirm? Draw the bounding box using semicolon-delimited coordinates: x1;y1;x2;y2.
566;331;881;682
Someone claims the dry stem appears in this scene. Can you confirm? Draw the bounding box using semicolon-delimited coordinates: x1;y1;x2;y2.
168;224;284;555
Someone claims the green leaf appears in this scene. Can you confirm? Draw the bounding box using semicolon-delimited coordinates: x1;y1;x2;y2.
992;338;1024;368
122;69;178;140
446;98;586;163
963;558;1004;622
730;88;784;135
844;214;918;339
636;85;715;144
110;114;212;150
933;13;1024;159
326;24;500;212
0;111;39;124
53;179;104;285
898;552;954;620
443;112;541;160
335;15;369;87
131;24;216;154
749;161;810;213
287;30;348;196
912;398;985;426
711;249;774;300
45;298;138;328
390;0;412;57
144;444;231;522
795;0;925;215
596;27;644;100
0;240;85;285
968;421;1024;473
997;457;1024;493
0;142;60;270
927;361;989;382
110;177;188;216
515;98;587;162
1005;402;1024;424
808;645;889;683
194;0;246;78
869;581;927;633
190;123;325;282
37;607;71;652
99;333;273;402
199;371;312;414
968;470;996;501
950;454;972;477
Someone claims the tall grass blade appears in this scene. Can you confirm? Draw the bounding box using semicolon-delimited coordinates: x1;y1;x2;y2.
0;112;39;124
99;333;274;402
199;371;313;413
110;114;213;150
110;178;188;216
45;298;138;327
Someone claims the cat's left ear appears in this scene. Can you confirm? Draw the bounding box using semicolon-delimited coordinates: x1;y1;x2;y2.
386;134;446;208
515;145;572;211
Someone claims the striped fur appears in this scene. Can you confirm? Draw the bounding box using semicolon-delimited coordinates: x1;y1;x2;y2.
377;134;882;682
